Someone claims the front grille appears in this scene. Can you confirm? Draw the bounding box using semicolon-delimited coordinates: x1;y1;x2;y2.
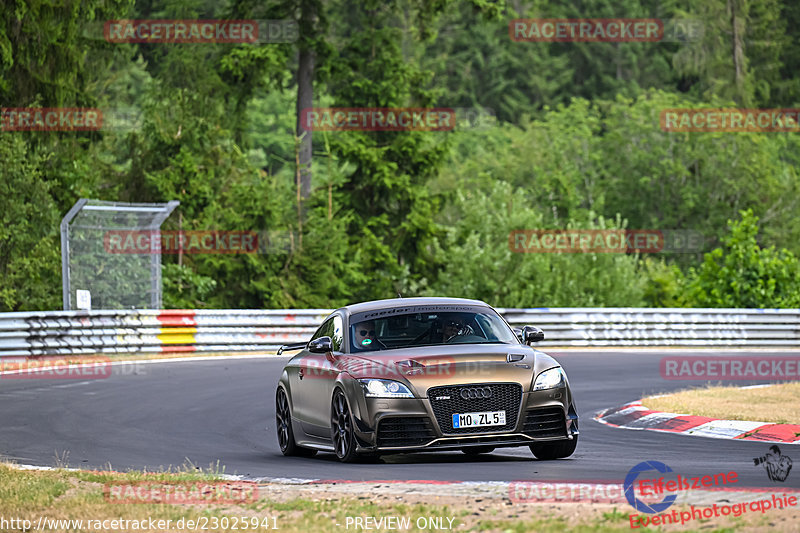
428;383;522;435
523;407;567;438
376;417;436;447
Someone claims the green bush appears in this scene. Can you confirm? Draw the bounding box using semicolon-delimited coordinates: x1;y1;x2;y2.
684;210;800;307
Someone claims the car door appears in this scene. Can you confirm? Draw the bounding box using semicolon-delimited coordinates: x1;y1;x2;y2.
306;315;346;433
294;315;345;437
288;318;331;429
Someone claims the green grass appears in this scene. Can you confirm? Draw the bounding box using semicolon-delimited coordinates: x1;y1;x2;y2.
1;462;796;532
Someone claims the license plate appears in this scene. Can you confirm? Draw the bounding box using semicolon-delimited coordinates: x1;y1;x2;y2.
452;410;506;429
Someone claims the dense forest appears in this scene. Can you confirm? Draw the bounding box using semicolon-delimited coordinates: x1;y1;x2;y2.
2;0;800;311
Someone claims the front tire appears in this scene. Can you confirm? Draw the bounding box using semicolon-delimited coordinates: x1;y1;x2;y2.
529;436;578;460
331;389;359;463
276;388;317;457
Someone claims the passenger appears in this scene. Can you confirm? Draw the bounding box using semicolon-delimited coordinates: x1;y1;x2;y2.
353;320;382;350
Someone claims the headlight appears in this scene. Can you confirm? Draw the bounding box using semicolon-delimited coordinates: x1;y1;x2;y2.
533;367;566;391
359;379;414;398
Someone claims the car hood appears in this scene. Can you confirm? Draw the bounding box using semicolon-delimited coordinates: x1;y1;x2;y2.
339;344;562;397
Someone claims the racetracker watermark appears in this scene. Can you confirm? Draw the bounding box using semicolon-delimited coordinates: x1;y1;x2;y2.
510;18;702;43
102;19;297;43
0;356;113;379
509;481;627;504
299;108;455;131
661;108;800;132
510;19;663;42
0;108;149;132
103;230;259;254
103;481;258;504
660;356;800;380
300;356;471;379
1;108;102;131
509;229;704;254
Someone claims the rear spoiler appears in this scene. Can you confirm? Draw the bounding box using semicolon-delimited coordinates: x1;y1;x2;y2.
277;342;307;356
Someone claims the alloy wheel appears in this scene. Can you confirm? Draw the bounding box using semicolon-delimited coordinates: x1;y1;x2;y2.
331;390;357;462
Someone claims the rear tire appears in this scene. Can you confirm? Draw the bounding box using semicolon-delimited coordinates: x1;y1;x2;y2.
276;388;317;457
461;446;495;455
529;436;578;460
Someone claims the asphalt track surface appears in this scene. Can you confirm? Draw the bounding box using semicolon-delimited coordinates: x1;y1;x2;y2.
1;350;798;489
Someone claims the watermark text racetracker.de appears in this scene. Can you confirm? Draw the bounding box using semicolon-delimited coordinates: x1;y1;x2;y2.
509;229;704;254
1;108;102;131
509;18;703;43
297;355;495;380
660;356;800;380
103;481;258;505
0;356;145;379
509;481;628;504
104;230;258;255
661;108;800;132
102;19;297;43
1;516;278;531
102;229;296;254
510;18;662;42
1;108;145;132
300;107;455;131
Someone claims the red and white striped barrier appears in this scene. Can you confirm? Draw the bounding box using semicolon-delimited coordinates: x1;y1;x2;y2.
595;400;800;444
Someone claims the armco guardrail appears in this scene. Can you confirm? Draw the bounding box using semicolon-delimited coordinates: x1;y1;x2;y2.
0;308;798;356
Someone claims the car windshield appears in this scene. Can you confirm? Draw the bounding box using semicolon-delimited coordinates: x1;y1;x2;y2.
349;309;518;352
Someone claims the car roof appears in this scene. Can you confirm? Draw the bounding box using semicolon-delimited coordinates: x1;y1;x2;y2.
337;297;492;316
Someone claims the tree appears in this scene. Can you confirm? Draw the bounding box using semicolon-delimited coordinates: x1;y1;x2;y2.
0;135;61;311
684;210;800;307
672;0;787;106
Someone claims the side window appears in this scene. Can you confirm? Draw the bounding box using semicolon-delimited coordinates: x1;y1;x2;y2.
331;315;344;352
311;318;334;342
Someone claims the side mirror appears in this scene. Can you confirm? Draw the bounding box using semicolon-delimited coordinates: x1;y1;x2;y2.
521;325;544;344
308;336;333;353
512;327;524;343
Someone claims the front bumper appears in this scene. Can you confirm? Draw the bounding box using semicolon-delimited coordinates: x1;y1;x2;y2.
350;384;578;453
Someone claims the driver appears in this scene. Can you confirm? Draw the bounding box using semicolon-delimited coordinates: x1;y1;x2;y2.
442;318;466;342
412;314;474;345
435;314;472;342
